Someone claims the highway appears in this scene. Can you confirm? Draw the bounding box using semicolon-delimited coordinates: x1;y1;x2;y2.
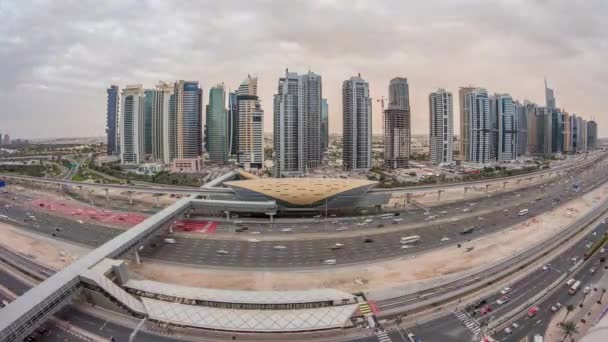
0;152;601;198
402;212;608;342
0;159;606;270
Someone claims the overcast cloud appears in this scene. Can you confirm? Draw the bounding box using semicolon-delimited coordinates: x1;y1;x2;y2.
1;0;607;139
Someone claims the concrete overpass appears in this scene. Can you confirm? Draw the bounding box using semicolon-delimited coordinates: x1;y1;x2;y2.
0;197;277;341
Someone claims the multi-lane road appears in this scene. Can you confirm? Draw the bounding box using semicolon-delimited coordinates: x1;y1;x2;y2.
403;213;608;341
1;158;608;269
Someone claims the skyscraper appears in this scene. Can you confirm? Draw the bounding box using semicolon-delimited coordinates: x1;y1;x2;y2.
106;85;120;155
490;94;517;162
321;98;329;154
551;109;564;154
515;101;527;156
174;81;203;159
237;76;264;169
571;114;579;152
2;134;10;145
429;89;453;165
535;107;552;156
563;112;572;154
205;84;228;162
342;74;372;171
273;70;323;177
383;77;411;169
587;120;598;150
525;102;538;154
150;81;173;164
227;91;238;157
460;88;491;164
458;87;476;162
143;89;154;157
120;84;145;165
545;78;556;109
388;77;410;111
580;117;588;152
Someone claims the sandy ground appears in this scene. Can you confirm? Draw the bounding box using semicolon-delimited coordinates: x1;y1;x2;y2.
0;222;88;270
128;182;608;293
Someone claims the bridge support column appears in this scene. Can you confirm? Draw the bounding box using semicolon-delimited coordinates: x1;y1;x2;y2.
437;190;443;202
485;184;490;193
104;189;109;205
135;250;141;264
464;186;469;198
225;211;230;219
154;194;160;207
503;181;508;189
128;191;133;206
268;213;274;223
406;193;412;204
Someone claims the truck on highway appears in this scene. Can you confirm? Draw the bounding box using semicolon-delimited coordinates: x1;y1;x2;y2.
569;280;582;294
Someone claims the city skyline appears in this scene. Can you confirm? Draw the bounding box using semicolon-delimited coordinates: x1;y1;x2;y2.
2;1;606;139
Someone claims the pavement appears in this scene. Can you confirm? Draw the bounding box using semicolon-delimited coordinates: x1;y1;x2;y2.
1;159;607;270
404;216;608;342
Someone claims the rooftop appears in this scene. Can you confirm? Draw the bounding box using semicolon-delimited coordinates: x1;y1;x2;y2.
224;178;377;206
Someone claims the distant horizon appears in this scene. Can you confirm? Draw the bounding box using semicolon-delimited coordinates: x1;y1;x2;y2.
2;1;606;140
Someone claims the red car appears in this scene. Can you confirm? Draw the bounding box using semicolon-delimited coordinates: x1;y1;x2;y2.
480;306;493;315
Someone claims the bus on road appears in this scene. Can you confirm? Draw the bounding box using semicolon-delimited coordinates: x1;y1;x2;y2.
400;235;421;244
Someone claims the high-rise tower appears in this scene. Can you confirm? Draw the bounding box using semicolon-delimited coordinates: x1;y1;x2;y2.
342;74;372;171
429;89;453;165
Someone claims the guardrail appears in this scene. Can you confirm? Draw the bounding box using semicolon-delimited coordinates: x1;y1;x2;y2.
377;183;608;318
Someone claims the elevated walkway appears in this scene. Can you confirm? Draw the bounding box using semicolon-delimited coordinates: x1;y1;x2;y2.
123;279;356;309
142;297;358;332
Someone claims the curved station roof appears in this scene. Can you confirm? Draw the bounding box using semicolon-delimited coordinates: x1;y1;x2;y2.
224;178;378;207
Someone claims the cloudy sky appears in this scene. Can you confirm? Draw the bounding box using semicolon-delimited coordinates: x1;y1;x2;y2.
1;0;607;139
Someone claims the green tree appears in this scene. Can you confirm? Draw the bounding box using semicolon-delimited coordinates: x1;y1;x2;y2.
558;320;578;342
563;304;575;323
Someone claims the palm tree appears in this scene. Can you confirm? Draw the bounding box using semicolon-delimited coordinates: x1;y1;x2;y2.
563;304;575;322
598;288;606;304
559;321;579;342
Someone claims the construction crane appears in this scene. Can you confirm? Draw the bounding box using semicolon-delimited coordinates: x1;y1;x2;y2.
377;96;387;164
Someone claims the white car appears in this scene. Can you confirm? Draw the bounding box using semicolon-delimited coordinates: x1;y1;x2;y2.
504;327;512;334
273;245;287;250
281;227;293;232
77;220;84;224
322;259;336;265
500;287;512;295
511;322;519;329
601;248;606;254
216;249;229;254
247;238;259;243
440;237;450;242
584;286;591;294
163;238;176;244
551;303;562;312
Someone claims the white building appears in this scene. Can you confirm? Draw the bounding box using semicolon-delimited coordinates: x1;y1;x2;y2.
273;70;323;177
342;74;372;171
460;87;491;164
150;81;173;164
237;76;264;169
120;84;145;165
428;89;453;165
